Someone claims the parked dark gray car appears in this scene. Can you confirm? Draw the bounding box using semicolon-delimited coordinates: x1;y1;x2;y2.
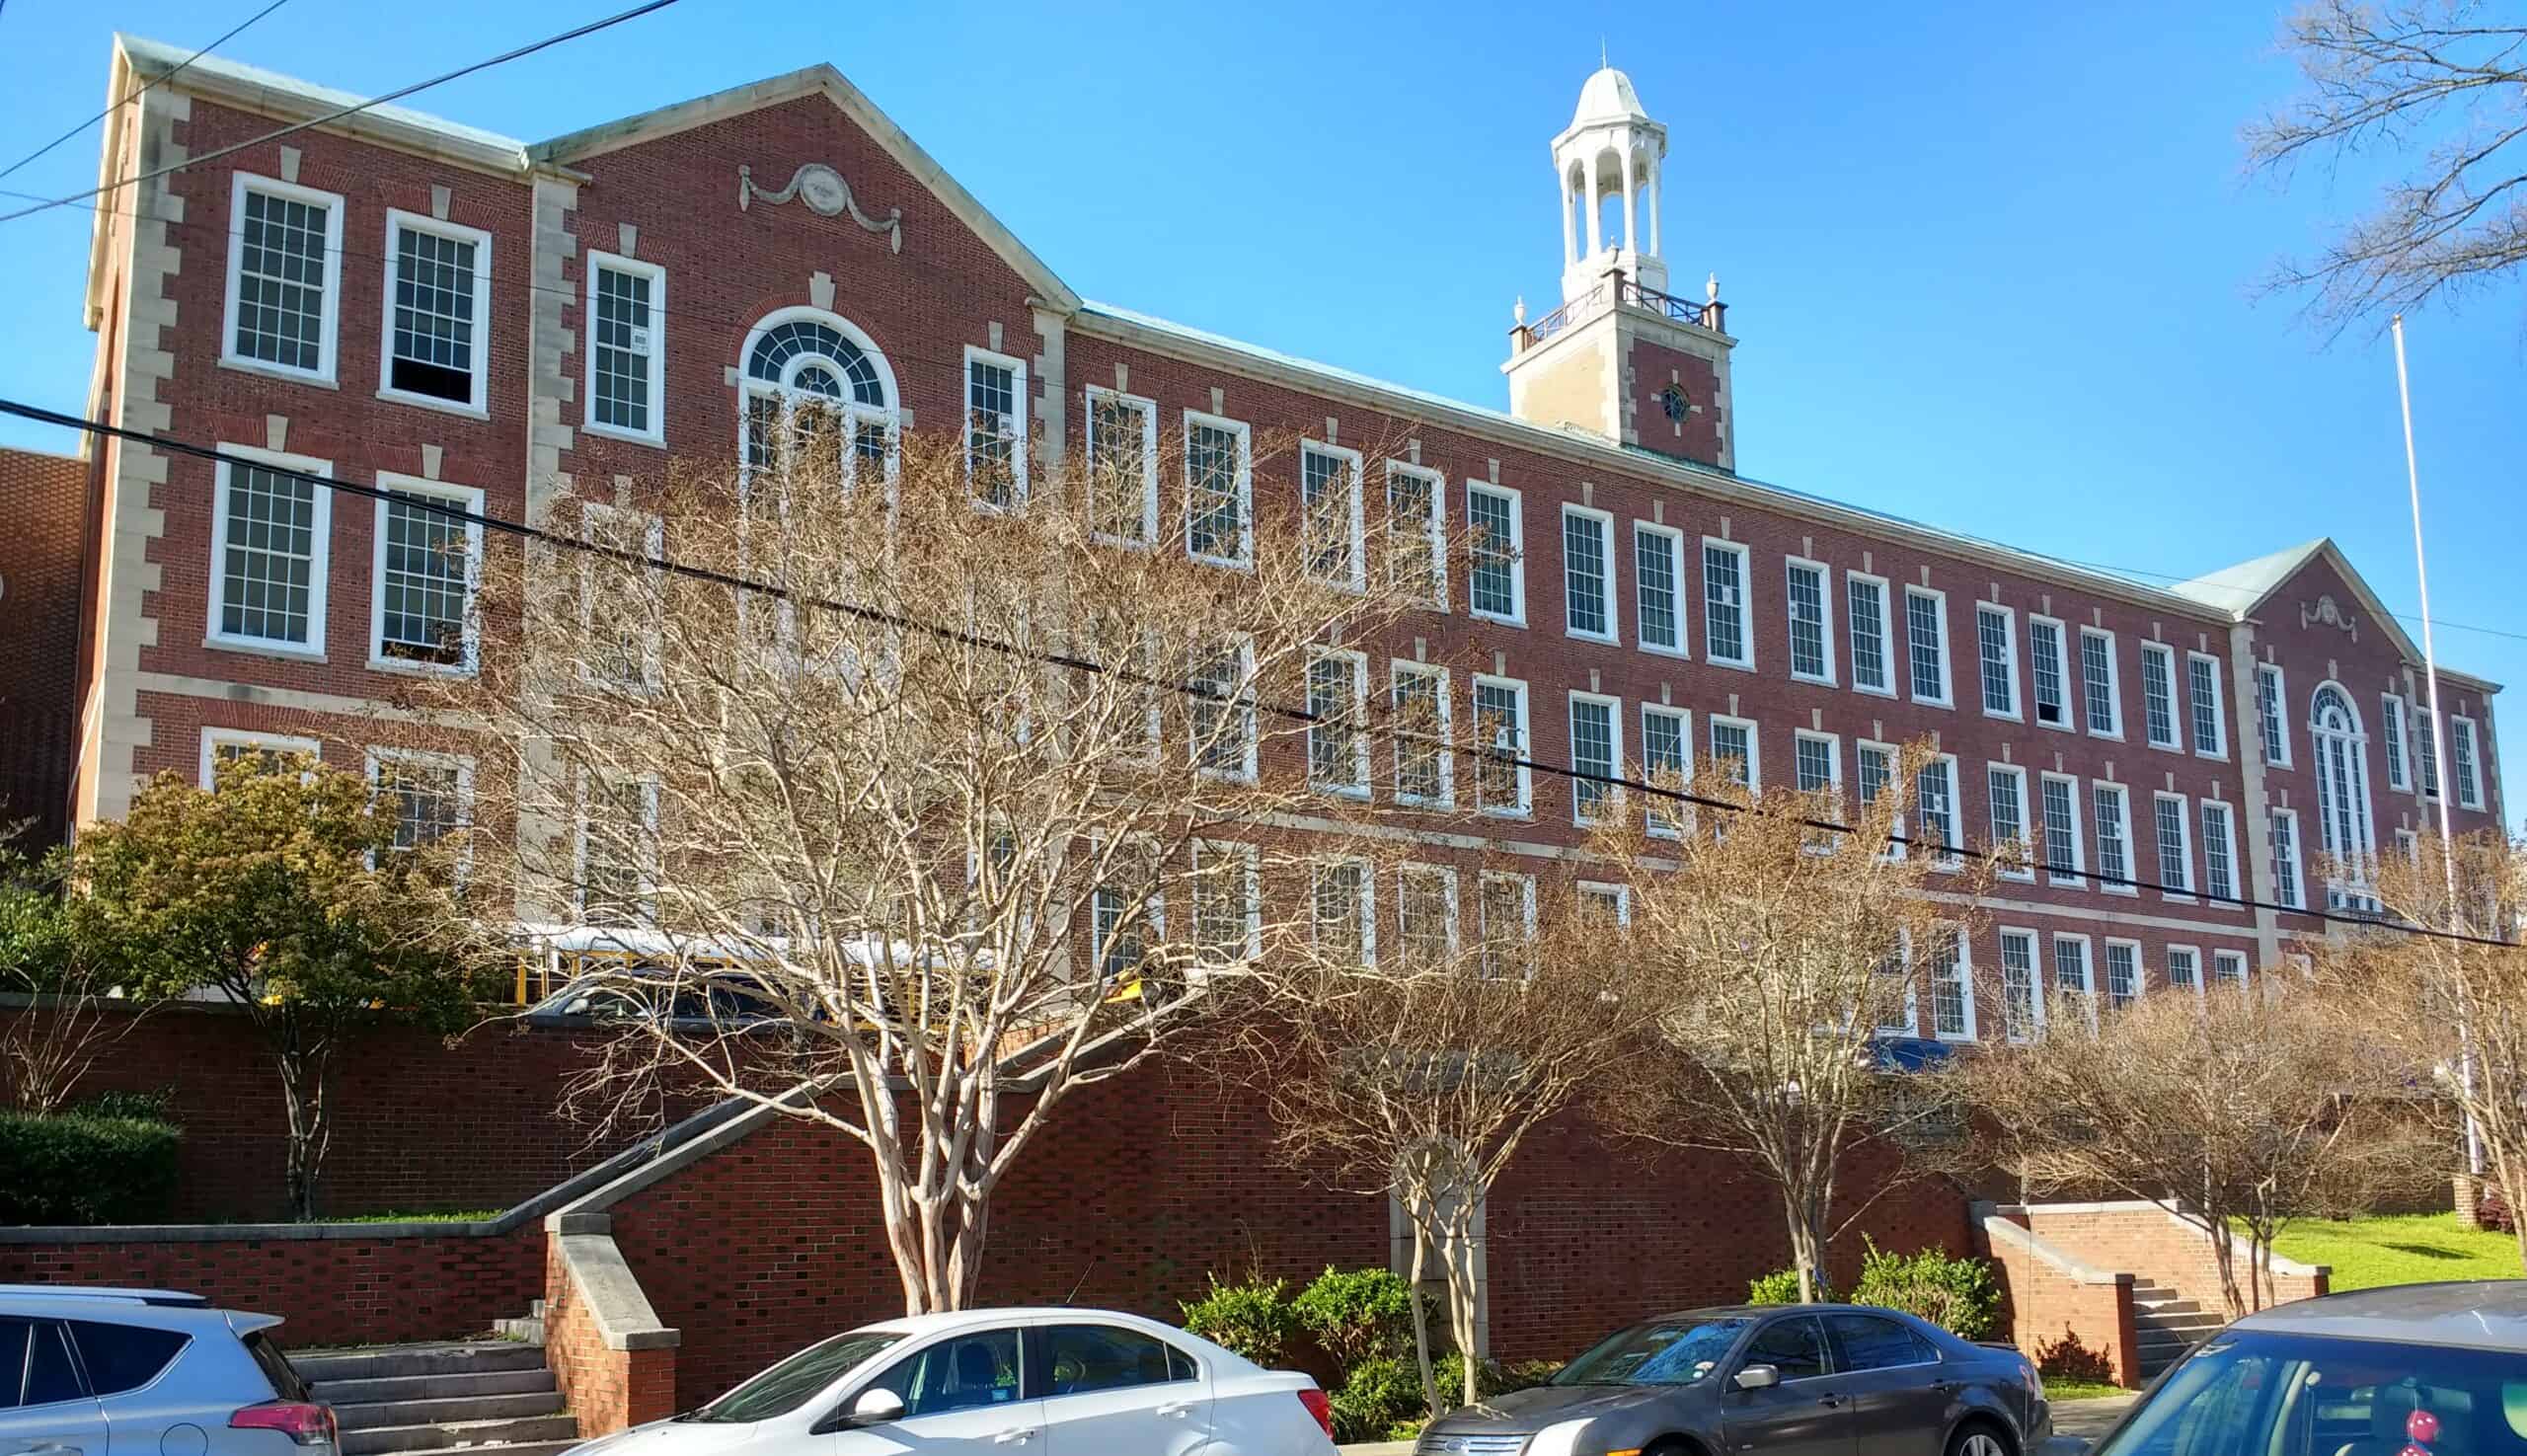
1414;1303;2046;1456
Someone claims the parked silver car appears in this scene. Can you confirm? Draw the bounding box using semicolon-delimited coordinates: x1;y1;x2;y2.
0;1286;334;1456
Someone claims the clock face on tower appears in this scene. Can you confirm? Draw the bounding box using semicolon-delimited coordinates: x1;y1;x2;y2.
1659;383;1691;422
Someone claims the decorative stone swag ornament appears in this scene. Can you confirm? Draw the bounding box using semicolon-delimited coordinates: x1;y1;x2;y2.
736;163;903;253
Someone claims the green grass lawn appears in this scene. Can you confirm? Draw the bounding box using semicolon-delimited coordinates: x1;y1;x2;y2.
2045;1379;2127;1402
2263;1213;2521;1291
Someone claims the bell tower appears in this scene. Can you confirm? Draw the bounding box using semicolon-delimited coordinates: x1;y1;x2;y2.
1505;63;1737;472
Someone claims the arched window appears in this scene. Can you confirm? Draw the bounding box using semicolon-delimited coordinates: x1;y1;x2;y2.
2309;684;2378;911
737;309;897;489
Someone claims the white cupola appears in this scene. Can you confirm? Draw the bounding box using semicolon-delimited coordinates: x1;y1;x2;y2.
1554;63;1668;302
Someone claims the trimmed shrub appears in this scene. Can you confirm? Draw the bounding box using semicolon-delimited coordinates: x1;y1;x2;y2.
1292;1265;1417;1369
1181;1274;1299;1369
1748;1266;1835;1304
1328;1356;1420;1443
75;1088;177;1123
1433;1350;1556;1402
2035;1332;2115;1385
0;1111;180;1224
1850;1240;2000;1341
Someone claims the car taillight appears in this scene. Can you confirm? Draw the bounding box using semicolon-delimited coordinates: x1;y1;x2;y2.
233;1401;338;1449
1295;1387;1334;1439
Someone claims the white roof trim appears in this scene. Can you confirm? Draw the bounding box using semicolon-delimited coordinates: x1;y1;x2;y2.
115;34;532;174
2178;537;2499;693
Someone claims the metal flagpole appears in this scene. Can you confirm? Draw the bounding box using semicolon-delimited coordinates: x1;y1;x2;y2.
2393;313;2478;1176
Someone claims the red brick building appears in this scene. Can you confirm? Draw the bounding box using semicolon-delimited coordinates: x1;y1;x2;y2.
0;445;90;846
62;37;2504;1033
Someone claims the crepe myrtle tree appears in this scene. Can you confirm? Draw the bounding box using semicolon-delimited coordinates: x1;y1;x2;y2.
1584;746;1996;1304
402;421;1457;1314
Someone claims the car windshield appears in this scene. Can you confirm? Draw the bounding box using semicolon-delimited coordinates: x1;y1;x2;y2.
677;1330;907;1422
1554;1317;1749;1387
2094;1329;2527;1456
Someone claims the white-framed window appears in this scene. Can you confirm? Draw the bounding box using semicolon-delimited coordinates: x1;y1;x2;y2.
2041;772;2086;887
2140;643;2182;750
1786;557;1835;684
2092;781;2135;895
2079;628;2121;738
2029;615;2072;729
739;309;898;492
2416;702;2443;799
1642;704;1691;838
1395;863;1461;963
1987;764;2033;881
1928;927;1975;1041
1709;714;1760;792
584;251;664;444
1916;754;1960;865
2187;652;2228;759
2270;807;2304;910
579;500;662;692
1903;586;1951;706
1568;691;1624;825
199;727;323;787
577;773;660;928
1561;504;1618;641
1975;603;2019;719
1467;483;1525;625
1382;461;1447;607
2382;691;2412;791
2051;934;2096;1031
2453;716;2486;809
1634;522;1688;656
1472;674;1532;815
1188;636;1258;782
2167;945;2203;996
1084;386;1159;547
962;346;1028;509
1577;881;1631;928
1875;929;1919;1036
2155;792;2193;899
1092;838;1163;985
1301;440;1366;589
1306;650;1369;797
1998;928;2042;1042
1309;855;1376;966
1794;729;1840;795
2213;950;2249;987
2103;939;2141;1011
1477;871;1536;978
1190;839;1263;967
378;210;492;413
2397;826;2421;862
1847;573;1894;696
366;746;474;880
1390;661;1453;807
1857;739;1900;859
223;173;345;384
1185;411;1253;567
368;476;483;674
1703;539;1754;668
2201;801;2240;907
2313;685;2381;911
208;444;333;656
2258;663;2291;768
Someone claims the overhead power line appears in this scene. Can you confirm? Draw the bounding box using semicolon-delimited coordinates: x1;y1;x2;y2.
2;396;2510;953
0;0;294;186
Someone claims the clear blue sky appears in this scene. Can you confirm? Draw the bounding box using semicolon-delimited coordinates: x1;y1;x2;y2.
2;0;2519;816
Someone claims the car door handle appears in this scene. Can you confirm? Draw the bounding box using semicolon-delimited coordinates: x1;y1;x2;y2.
13;1446;83;1456
1156;1400;1195;1418
1816;1395;1843;1408
990;1428;1037;1445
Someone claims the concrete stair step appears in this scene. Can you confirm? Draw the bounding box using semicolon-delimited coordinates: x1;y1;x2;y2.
334;1393;566;1431
296;1342;546;1384
343;1415;579;1456
313;1371;557;1407
2138;1314;2225;1333
2134;1296;2204;1315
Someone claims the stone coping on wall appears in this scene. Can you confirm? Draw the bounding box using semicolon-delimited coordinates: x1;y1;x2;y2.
1997;1199;2333;1280
547;1213;679;1351
1974;1204;2132;1287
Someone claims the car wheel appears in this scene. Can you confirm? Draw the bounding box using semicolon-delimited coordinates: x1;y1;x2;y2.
1946;1422;2013;1456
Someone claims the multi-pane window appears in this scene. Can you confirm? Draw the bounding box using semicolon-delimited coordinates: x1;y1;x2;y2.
2314;686;2380;911
384;213;490;408
1858;742;1896;855
2093;783;2133;893
2029;617;2069;728
2167;946;2201;993
2270;808;2303;909
2453;718;2486;809
1999;930;2040;1040
2041;774;2084;886
373;751;469;869
1976;605;2018;717
1467;485;1523;621
1562;507;1616;640
1395;865;1458;964
587;255;662;440
1710;718;1757;791
1473;677;1531;814
2213;951;2248;987
1311;859;1372;965
1188;639;1255;780
578;776;657;928
1478;873;1533;978
2382;692;2412;790
1569;694;1621;824
2079;629;2120;737
739;314;894;490
372;483;481;670
1786;559;1832;682
1635;525;1685;653
965;351;1025;508
1704;541;1751;666
2140;644;2181;749
579;502;661;691
2156;793;2193;895
2415;704;2441;798
1848;576;1891;693
1191;841;1257;965
1086;389;1158;545
1302;443;1364;587
1904;588;1949;704
1306;652;1367;795
1643;706;1689;837
1390;663;1451;806
1093;850;1159;985
2187;653;2227;758
1916;757;1958;862
1987;766;2031;880
1876;935;1916;1035
1382;463;1445;606
2258;664;2290;767
1796;732;1838;794
1186;416;1251;565
1928;930;1972;1039
227;177;341;378
1578;884;1630;930
212;455;328;651
2052;937;2094;1026
2104;941;2140;1010
2201;802;2239;905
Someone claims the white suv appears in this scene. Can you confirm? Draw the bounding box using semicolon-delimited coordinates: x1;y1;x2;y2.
0;1286;335;1456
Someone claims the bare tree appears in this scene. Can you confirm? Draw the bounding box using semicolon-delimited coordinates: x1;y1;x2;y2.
2247;0;2527;331
1587;748;1986;1303
1243;857;1646;1413
406;424;1452;1313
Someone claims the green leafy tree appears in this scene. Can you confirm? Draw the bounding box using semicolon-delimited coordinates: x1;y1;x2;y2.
70;758;484;1219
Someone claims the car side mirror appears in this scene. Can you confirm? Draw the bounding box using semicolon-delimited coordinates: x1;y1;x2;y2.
1733;1364;1781;1391
847;1388;904;1425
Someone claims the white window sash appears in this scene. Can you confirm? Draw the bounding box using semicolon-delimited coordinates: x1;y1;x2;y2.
1702;538;1755;669
1633;521;1689;656
584;251;666;444
1183;410;1253;568
222;173;346;385
1084;386;1160;547
1466;483;1526;626
206;443;335;657
378;208;494;415
367;474;484;675
1560;503;1619;642
1785;557;1837;685
1903;586;1952;707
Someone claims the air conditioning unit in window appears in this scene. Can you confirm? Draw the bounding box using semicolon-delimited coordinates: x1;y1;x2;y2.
627;327;652;356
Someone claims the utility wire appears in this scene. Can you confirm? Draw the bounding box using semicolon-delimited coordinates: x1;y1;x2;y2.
0;0;294;186
3;396;2512;951
0;0;687;226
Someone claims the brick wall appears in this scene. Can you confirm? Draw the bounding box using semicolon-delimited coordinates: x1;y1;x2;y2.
543;1232;676;1431
0;446;89;845
1976;1213;2139;1387
2019;1201;2328;1315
